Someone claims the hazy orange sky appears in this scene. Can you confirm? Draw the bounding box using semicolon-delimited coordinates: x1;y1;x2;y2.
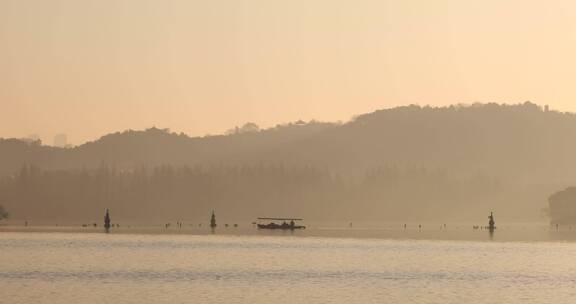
2;0;576;145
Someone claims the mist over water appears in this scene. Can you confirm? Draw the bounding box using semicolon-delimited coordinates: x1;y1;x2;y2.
2;232;576;304
4;0;576;301
3;103;576;302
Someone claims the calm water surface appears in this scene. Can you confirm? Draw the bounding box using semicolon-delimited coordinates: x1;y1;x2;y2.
2;231;576;303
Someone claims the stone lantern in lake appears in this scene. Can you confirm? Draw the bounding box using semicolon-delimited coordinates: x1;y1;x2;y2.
104;208;111;233
488;211;495;231
210;210;217;228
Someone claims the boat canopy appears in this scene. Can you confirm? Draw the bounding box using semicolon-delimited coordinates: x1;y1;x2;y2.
257;217;303;221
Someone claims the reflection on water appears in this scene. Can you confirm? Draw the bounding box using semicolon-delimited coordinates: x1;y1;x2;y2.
2;231;576;303
2;222;576;242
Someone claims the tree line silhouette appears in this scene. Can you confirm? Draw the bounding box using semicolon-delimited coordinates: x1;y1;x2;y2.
0;163;500;222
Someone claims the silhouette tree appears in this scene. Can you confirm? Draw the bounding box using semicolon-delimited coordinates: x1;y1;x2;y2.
549;187;576;224
0;205;8;220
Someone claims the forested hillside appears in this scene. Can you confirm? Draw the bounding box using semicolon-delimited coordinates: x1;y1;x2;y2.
1;102;573;222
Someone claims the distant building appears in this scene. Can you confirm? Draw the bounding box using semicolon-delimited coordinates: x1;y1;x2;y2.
21;134;41;145
28;134;40;141
53;133;68;148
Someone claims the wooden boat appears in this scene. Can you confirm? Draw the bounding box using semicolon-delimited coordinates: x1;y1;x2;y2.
257;217;306;230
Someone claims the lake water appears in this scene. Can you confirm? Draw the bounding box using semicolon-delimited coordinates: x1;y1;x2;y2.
2;228;576;303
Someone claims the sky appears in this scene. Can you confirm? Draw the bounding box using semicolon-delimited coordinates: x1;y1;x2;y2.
2;0;576;145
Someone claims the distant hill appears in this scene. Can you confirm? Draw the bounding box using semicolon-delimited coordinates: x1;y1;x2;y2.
0;121;340;177
1;102;575;222
2;102;576;180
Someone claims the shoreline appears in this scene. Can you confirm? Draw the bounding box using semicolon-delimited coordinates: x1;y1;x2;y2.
2;223;575;243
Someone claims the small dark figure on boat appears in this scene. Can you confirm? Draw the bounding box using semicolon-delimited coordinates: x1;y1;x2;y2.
104;208;111;232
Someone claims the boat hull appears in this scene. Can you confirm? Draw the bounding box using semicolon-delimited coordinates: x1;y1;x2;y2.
257;224;306;230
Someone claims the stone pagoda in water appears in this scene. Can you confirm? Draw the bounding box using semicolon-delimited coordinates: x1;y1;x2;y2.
488;211;495;231
210;210;217;228
104;208;111;232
